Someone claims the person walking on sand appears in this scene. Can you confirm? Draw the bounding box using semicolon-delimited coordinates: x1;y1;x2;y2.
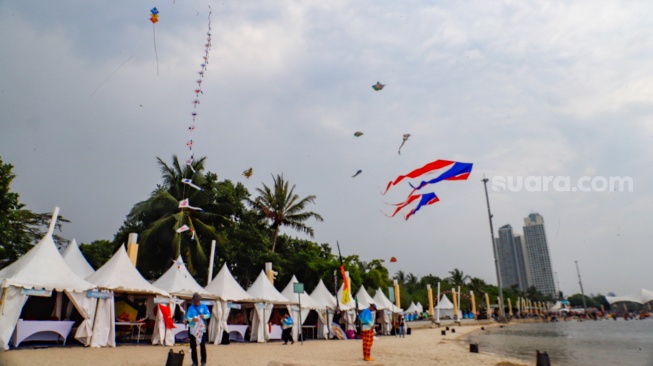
281;313;294;345
187;293;211;366
398;315;406;338
359;303;377;361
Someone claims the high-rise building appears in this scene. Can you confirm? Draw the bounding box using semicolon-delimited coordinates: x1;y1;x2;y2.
522;213;556;296
497;224;529;291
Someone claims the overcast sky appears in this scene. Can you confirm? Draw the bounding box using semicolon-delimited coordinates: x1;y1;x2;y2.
1;1;652;297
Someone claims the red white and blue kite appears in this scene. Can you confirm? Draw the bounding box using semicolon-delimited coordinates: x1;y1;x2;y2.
383;159;472;220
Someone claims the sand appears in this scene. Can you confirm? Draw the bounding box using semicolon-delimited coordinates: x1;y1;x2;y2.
0;323;532;366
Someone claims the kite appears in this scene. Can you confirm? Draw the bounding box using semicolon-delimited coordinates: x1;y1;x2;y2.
354;131;364;137
398;133;411;155
150;7;160;76
390;257;397;263
176;225;190;233
382;159;473;220
352;170;362;178
242;168;253;179
181;178;203;191
179;199;203;211
372;81;385;91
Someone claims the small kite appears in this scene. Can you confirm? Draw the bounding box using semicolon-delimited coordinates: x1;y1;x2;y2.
150;7;160;76
398;134;411;155
176;225;190;233
354;131;364;137
243;167;253;179
181;178;203;191
390;257;397;263
372;82;385;91
352;170;362;178
178;199;203;211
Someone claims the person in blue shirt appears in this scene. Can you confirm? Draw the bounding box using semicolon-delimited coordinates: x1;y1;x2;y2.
359;303;376;361
281;313;294;345
186;293;211;366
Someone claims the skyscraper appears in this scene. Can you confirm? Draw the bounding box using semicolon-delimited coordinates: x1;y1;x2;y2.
497;224;529;291
522;213;556;296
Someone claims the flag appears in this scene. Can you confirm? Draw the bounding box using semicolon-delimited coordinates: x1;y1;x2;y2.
179;199;203;211
176;225;190;233
340;264;350;304
158;304;175;329
181;178;203;191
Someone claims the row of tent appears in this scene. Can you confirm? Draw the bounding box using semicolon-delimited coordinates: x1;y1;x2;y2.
1;209;455;350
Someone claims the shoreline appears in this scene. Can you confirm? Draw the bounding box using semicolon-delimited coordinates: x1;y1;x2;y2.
0;321;534;366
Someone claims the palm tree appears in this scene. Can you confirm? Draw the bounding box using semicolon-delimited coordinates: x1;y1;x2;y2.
468;277;488;295
249;174;323;252
447;268;470;288
127;155;224;277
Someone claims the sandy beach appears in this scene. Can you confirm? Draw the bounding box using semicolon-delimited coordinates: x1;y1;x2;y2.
0;323;532;366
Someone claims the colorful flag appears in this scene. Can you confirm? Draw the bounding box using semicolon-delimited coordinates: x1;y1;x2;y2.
181;178;203;191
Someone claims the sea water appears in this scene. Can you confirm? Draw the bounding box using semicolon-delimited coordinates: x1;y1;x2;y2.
468;319;653;366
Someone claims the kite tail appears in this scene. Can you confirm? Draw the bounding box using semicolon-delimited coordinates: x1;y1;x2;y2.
153;24;159;76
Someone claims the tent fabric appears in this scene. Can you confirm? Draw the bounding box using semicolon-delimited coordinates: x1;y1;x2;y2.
153;256;216;300
337;284;357;332
404;302;419;314
0;229;96;351
435;294;454;319
246;271;294;343
86;246;169;296
208;300;227;344
354;286;376;310
281;276;325;342
372;288;402;313
249;302;273;342
61;239;96;279
606;289;653;305
204;264;256;302
310;280;338;310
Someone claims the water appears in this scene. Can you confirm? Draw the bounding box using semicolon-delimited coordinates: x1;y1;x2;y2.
468;319;653;366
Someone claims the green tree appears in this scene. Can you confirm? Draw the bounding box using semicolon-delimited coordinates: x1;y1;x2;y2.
118;156;226;280
79;240;115;269
468;277;489;295
249;174;323;252
447;268;470;288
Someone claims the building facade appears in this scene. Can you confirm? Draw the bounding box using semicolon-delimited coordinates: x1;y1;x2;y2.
522;213;556;296
497;224;529;292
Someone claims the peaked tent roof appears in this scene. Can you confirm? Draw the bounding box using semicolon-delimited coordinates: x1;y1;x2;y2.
86;245;169;296
372;287;402;312
247;271;294;305
405;302;419;313
355;285;376;310
415;302;424;313
153;256;216;300
61;238;95;279
205;263;256;302
280;275;324;310
0;231;95;292
435;294;454;309
310;279;339;310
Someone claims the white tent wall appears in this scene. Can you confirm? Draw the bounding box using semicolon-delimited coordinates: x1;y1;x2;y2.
250;303;273;342
318;309;333;339
287;305;303;342
67;290;99;347
207;300;225;344
151;300;175;346
0;287;28;350
90;295;115;347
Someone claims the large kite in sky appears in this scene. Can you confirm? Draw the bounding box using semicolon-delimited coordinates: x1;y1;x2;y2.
383;159;473;220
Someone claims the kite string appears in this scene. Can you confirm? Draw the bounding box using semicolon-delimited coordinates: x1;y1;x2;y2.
153;23;159;76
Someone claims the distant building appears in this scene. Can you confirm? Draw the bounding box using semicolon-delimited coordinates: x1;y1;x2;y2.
522;213;556;296
497;224;529;291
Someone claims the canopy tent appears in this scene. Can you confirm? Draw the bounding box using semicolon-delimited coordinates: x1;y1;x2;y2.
309;280;340;339
337;283;357;332
372;288;401;335
606;289;653;305
434;294;454;319
86;245;170;347
354;286;376;310
280;275;327;341
246;271;294;342
152;256;218;346
415;302;424;314
0;208;99;351
61;239;95;279
204;264;257;344
404;302;419;314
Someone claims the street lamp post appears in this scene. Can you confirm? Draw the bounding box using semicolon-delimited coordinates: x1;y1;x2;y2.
575;260;587;310
482;177;506;322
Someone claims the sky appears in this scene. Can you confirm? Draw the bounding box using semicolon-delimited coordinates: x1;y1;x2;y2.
1;1;652;297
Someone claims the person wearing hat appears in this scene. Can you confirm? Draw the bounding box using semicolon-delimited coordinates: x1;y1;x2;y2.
186;293;211;366
358;303;377;361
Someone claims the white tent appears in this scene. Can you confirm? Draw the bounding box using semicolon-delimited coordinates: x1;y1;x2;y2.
372;288;401;335
152;256;218;346
337;283;357;332
281;276;326;341
354;286;376;310
204;264;257;344
309;279;339;338
61;239;95;279
606;289;653;305
246;271;294;342
404;302;419;314
0;208;99;351
86;245;170;347
434;294;454;319
415;302;424;314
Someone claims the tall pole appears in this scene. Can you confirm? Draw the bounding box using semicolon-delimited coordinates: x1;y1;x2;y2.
554;271;561;300
482;177;505;321
575;260;587;310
